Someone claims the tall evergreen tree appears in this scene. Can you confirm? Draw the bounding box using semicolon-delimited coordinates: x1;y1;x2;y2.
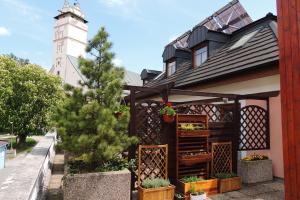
54;27;137;171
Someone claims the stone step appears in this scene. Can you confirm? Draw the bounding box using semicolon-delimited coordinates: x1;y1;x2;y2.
49;174;64;188
46;188;63;200
47;154;64;200
52;154;64;172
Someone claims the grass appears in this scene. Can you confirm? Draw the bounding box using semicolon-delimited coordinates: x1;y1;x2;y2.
7;137;37;154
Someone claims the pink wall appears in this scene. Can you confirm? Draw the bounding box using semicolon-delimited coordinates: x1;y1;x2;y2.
244;95;284;178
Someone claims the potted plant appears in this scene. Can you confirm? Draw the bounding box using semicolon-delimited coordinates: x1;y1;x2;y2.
138;178;175;200
114;104;129;119
215;172;241;193
238;154;272;184
178;151;212;166
178;176;218;198
189;183;206;200
160;102;176;123
177;115;209;137
175;192;186;200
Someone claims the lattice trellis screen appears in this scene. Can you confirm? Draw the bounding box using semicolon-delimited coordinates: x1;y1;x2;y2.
176;104;234;123
135;100;163;145
211;142;232;175
239;105;269;150
138;145;168;185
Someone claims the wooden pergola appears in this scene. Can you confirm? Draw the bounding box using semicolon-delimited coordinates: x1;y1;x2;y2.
124;1;300;197
124;84;279;183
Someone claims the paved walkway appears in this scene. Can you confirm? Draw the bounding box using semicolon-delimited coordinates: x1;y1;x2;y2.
0;133;56;200
209;180;284;200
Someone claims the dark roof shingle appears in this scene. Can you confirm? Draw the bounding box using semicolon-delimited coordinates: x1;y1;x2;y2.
146;15;278;88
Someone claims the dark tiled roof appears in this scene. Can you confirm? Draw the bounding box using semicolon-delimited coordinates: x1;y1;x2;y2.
146;15;278;88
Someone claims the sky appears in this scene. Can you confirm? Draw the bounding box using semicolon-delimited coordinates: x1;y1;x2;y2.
0;0;277;73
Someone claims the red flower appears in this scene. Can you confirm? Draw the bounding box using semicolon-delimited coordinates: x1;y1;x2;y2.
166;102;172;107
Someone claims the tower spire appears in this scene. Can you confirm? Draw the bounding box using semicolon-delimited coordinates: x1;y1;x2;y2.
63;0;69;8
74;0;81;9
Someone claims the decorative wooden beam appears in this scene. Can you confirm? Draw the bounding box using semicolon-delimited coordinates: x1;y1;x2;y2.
169;89;237;98
173;97;229;105
277;0;300;199
237;91;280;100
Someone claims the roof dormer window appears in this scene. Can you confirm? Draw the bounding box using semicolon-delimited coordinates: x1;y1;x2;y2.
194;45;207;68
167;60;176;76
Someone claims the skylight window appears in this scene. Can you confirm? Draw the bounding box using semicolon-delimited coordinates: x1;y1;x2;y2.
229;30;259;50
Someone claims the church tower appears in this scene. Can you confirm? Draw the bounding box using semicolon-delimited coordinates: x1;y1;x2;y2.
50;0;88;86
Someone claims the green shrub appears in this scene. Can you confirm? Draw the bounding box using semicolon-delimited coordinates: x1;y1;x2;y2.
67;156;133;174
215;172;237;179
180;176;204;183
7;137;37;153
142;178;170;189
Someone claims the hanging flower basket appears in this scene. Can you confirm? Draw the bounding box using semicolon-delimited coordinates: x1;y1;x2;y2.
113;105;129;119
160;101;176;123
163;114;175;123
113;111;123;119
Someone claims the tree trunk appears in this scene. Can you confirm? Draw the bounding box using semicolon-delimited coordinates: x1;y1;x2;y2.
17;134;27;147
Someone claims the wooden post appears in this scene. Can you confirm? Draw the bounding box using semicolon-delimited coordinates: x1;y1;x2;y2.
129;89;136;195
277;0;300;199
266;98;270;149
232;98;240;173
129;89;136;138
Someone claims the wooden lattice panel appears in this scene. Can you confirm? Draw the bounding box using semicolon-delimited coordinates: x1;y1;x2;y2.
211;142;232;175
176;104;234;123
138;145;168;185
135;100;163;145
239;105;269;150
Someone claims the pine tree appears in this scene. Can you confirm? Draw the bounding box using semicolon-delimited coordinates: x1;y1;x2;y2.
54;27;137;171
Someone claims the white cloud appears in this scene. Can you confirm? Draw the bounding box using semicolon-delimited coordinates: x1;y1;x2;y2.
103;0;127;7
0;27;10;37
0;0;50;22
99;0;148;22
113;58;122;66
101;0;134;7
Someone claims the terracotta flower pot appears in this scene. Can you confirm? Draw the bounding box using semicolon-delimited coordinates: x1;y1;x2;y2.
163;114;175;123
114;111;123;119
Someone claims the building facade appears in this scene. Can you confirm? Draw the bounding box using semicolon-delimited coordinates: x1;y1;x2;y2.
50;0;88;87
144;1;283;178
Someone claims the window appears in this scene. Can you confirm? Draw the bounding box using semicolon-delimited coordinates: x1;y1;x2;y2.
194;46;207;67
56;57;61;67
229;30;259;50
57;71;60;76
167;61;176;76
57;41;64;53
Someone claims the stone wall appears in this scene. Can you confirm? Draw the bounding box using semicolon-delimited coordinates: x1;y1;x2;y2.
63;169;131;200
